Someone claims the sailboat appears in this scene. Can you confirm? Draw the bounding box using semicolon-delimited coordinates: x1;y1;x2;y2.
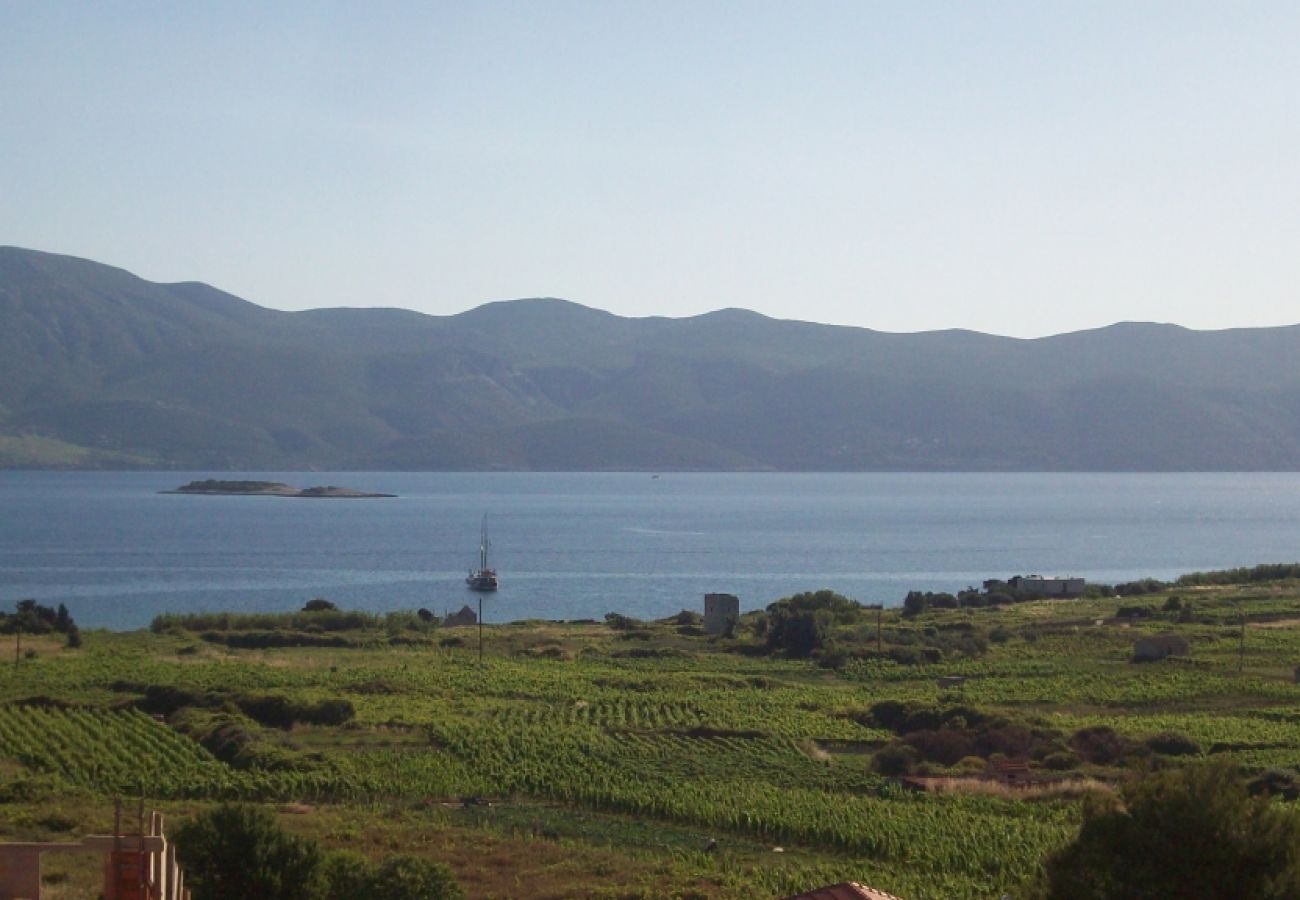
466;516;498;592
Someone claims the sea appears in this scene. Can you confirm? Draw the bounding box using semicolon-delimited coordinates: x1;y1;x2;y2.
3;471;1300;631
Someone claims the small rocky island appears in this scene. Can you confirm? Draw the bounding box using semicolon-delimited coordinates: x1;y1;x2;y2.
162;479;396;498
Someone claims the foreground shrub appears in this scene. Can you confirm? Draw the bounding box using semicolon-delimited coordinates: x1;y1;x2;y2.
1034;762;1300;899
178;806;463;900
176;804;325;900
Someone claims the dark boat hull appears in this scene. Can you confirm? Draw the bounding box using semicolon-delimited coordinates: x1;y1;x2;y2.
467;572;498;591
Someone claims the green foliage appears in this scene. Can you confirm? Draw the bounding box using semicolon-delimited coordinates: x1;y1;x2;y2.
0;599;77;636
1178;563;1300;586
766;607;830;657
153;609;377;634
1035;763;1300;899
871;744;917;776
764;590;858;657
604;612;645;631
367;855;464;900
1144;731;1201;757
175;804;326;900
320;851;372;900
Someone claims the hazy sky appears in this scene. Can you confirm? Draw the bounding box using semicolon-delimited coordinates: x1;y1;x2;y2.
3;2;1298;337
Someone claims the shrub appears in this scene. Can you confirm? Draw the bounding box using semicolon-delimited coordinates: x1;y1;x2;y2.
233;694;356;729
1247;769;1300;801
1145;732;1201;757
1071;726;1130;765
904;728;977;766
367;856;464;900
1043;751;1081;771
175;804;325;900
765;608;831;658
321;851;372;900
1034;762;1300;899
302;598;338;612
604;613;643;631
871;743;918;776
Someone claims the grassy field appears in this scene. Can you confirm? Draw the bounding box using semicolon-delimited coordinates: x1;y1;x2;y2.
3;579;1300;899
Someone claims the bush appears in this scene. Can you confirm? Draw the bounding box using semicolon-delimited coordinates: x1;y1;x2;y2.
904;728;976;766
604;613;643;631
175;804;325;900
1034;762;1300;899
871;743;918;776
321;852;372;900
1043;751;1081;771
1145;732;1201;757
1248;769;1300;801
764;590;860;657
0;600;77;636
302;598;338;612
1070;726;1130;765
367;855;464;899
234;694;355;729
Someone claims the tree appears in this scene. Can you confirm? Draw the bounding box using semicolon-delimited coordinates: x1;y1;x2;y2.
368;855;464;899
175;804;326;900
765;606;830;657
763;590;859;656
1034;762;1300;899
902;591;927;618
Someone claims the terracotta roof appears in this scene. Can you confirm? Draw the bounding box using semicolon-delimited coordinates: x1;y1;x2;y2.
781;882;905;900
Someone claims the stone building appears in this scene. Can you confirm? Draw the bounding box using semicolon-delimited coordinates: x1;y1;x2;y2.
1132;633;1190;662
703;593;739;636
1008;575;1086;597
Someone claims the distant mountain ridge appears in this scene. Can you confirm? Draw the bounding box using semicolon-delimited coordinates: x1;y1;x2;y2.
3;245;1299;471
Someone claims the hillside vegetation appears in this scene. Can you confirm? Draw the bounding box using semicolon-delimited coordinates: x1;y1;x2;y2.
4;246;1300;470
5;572;1300;897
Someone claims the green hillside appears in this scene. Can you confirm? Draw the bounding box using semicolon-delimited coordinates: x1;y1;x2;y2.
3;246;1300;470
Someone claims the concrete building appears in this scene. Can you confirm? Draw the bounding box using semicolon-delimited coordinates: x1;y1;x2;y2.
703;593;739;636
1009;575;1086;598
1133;633;1190;662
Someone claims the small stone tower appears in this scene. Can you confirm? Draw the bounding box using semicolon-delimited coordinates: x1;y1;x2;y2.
703;593;739;636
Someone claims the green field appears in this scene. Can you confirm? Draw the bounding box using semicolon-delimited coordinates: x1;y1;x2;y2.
3;580;1300;899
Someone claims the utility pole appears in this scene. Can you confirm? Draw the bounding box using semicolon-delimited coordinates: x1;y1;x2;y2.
1239;603;1246;673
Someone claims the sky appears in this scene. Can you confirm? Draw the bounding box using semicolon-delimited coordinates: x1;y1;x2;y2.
2;2;1298;337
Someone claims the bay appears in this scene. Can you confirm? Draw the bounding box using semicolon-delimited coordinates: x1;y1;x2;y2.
2;471;1300;630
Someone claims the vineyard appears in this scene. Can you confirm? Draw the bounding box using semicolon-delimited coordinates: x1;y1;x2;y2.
3;581;1300;898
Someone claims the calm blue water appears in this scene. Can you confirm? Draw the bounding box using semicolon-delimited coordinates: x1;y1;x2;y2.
2;471;1300;630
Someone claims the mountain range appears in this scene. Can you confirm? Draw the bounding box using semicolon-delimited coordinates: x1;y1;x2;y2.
2;245;1299;471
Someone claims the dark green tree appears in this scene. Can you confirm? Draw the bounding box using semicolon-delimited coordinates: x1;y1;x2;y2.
1034;762;1300;899
763;590;859;657
174;804;326;900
